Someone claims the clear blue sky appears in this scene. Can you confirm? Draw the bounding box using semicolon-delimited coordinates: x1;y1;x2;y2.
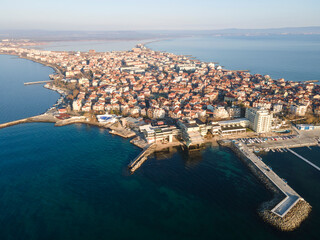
1;0;320;30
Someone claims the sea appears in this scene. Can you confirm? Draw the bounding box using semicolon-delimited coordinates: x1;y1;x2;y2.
0;35;320;240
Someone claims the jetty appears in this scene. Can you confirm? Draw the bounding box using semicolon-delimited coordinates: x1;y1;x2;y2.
287;148;320;172
24;80;53;85
0;114;57;129
234;142;301;216
223;140;311;231
303;80;318;83
128;143;156;173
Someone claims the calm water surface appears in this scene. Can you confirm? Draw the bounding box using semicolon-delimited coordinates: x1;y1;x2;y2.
148;35;320;82
31;40;151;52
0;123;272;240
0;55;59;123
0;38;320;239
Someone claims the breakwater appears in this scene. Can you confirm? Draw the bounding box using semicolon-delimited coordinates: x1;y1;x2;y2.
219;140;312;231
128;143;156;173
128;141;184;173
0;114;57;129
24;80;53;85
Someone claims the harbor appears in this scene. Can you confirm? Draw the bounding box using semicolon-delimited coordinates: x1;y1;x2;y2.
286;148;320;172
1;42;320;234
222;140;312;231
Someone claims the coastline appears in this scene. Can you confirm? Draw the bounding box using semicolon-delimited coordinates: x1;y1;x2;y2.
0;46;316;232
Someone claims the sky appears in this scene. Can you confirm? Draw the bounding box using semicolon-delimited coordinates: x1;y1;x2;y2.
1;0;320;31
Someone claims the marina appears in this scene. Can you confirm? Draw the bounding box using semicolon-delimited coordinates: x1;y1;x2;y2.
226;140;312;231
0;34;320;239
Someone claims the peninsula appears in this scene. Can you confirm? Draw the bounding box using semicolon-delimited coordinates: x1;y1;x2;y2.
1;39;319;231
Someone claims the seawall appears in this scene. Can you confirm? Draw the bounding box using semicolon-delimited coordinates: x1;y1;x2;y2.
128;143;156;173
219;140;312;231
0;114;57;129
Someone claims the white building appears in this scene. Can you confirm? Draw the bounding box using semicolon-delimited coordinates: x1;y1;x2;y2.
176;64;196;71
290;104;307;116
72;99;82;111
153;108;166;119
273;104;283;113
139;124;179;144
81;102;92;112
78;78;89;85
245;107;273;133
227;106;241;118
216;118;249;135
207;105;229;119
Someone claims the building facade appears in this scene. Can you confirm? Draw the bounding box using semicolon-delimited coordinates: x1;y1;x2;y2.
245;107;272;133
290;104;307;116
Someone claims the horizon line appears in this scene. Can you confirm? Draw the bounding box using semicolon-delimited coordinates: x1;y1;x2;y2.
1;26;320;32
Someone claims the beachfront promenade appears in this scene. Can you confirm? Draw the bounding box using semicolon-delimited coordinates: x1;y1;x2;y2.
233;141;301;217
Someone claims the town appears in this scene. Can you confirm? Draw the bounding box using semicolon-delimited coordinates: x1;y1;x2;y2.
0;40;319;231
1;42;320;145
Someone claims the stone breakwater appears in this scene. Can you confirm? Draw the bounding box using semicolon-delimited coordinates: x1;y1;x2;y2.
0;114;57;129
219;140;311;231
259;199;312;231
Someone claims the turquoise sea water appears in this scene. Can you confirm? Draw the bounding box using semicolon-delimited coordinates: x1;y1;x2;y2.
1;36;320;239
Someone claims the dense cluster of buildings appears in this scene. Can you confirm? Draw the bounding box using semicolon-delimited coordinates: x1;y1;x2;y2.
1;42;320;145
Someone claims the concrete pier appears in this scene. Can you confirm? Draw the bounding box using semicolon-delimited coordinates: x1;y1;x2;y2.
24;80;53;85
287;148;320;172
0;114;57;129
233;141;302;217
225;140;311;231
128;143;156;173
